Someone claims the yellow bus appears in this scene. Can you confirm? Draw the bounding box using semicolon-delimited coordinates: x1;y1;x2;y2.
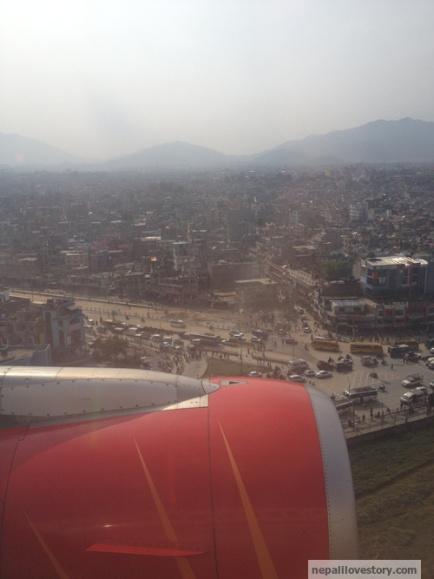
350;342;383;356
312;338;340;352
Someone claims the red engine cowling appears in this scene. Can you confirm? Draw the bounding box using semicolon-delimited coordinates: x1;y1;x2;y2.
0;373;357;579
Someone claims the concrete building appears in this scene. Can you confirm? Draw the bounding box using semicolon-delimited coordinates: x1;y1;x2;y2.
235;278;277;308
208;261;263;290
0;345;51;365
42;298;85;361
361;256;430;299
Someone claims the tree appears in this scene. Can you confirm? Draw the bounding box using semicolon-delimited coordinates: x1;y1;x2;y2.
322;258;353;281
93;336;128;362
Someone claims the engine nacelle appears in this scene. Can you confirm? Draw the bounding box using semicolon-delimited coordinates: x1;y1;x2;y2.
0;368;357;579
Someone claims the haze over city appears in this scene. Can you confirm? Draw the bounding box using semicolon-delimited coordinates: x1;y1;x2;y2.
2;0;434;159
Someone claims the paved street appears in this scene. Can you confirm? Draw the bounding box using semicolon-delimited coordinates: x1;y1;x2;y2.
10;289;434;411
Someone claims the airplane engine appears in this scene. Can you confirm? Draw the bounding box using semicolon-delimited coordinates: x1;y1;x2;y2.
0;367;357;579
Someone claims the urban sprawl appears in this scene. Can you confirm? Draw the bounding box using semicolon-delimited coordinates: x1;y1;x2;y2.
1;164;434;436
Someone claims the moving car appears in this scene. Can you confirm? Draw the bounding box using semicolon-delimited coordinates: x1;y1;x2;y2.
401;374;422;388
315;370;332;379
288;374;307;383
400;388;427;407
361;355;378;367
335;356;353;372
404;351;421;363
229;330;244;337
426;358;434;370
252;329;268;339
304;369;317;378
288;358;308;370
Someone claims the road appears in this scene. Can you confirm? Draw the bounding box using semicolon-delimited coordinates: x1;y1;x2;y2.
11;289;434;407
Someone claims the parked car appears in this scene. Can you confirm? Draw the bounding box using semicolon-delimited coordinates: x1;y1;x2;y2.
315;370;332;379
248;371;262;377
304;369;316;378
401;374;422;388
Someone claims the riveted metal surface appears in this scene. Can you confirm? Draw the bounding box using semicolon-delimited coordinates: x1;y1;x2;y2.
0;367;220;420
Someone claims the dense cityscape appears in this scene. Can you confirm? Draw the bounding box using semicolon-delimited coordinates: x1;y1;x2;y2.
3;0;434;575
1;164;434;433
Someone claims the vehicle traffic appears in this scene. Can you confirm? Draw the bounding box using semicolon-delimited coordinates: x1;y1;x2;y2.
311;337;340;352
350;342;384;356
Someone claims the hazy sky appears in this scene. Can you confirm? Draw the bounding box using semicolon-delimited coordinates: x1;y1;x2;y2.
1;0;434;159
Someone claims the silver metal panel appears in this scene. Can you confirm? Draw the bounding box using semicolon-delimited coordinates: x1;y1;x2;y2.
306;385;358;559
0;367;220;419
162;395;209;411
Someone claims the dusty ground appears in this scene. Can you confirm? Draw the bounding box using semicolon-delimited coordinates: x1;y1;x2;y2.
351;423;434;576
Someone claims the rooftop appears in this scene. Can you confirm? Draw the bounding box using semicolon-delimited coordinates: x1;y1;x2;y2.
365;256;428;267
235;278;277;286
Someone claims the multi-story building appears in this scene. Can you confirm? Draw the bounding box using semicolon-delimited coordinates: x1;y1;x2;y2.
42;298;85;361
361;256;432;299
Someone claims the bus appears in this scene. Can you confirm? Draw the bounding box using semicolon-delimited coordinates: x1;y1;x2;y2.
333;397;354;416
343;386;378;403
388;344;411;358
350;342;383;356
185;333;222;346
393;340;419;351
312;337;340;352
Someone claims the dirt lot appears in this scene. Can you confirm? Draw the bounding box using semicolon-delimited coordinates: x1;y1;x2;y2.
351;421;434;576
204;358;269;377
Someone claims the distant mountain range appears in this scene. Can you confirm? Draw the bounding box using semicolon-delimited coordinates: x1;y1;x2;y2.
258;118;434;166
3;117;434;170
0;133;81;167
104;141;231;170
